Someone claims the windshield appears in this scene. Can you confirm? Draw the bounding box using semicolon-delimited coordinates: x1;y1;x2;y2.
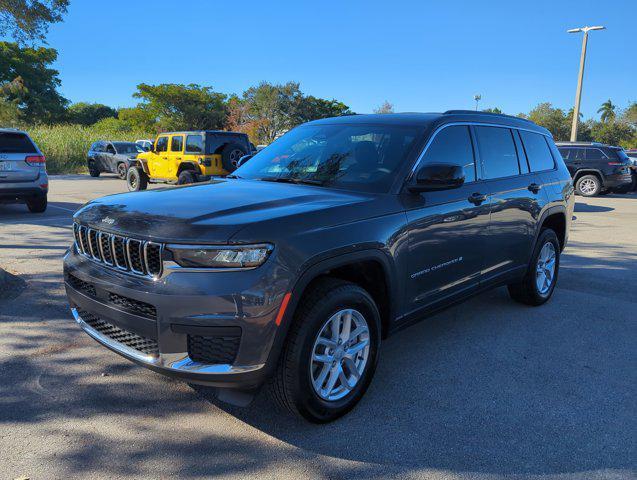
234;124;422;192
113;142;143;154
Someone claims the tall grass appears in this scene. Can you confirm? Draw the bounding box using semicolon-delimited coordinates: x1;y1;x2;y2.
27;124;152;174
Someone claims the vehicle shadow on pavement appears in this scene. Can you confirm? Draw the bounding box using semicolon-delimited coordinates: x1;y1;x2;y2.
574;202;614;213
199;247;637;476
0;244;635;478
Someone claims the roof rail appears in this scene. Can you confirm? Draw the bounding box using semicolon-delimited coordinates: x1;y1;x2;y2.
443;110;534;124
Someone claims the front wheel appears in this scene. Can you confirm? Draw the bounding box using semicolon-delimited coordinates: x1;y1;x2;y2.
508;228;560;306
88;162;100;178
269;278;381;423
126;166;148;191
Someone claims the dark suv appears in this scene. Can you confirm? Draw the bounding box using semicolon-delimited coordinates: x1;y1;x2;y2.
555;142;632;196
87;141;143;179
63;111;574;422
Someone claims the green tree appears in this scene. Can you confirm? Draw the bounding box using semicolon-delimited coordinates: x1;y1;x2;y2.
374;100;394;114
0;0;69;43
0;41;67;122
483;107;503;114
590;120;633;146
132;83;227;131
597;99;616;123
66;102;117;125
621;102;637;128
117;106;157;132
242;81;302;143
527;103;570;141
293;95;352;123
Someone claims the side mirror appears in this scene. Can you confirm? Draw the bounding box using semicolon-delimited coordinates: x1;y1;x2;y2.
237;153;254;167
409;163;465;193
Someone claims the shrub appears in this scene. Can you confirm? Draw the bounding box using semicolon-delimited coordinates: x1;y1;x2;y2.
27;123;152;174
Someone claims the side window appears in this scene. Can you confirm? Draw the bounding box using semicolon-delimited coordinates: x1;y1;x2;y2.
519;131;555;172
557;148;570;160
474;126;519;179
155;136;168;153
419;125;476;182
106;143;116;154
170;135;183;152
185;135;203;153
93;142;104;152
513;130;530;174
586;148;606;161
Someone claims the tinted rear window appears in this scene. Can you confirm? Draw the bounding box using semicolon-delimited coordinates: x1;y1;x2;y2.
474;126;520;179
186;135;203;153
520;131;555;172
0;132;36;153
586;149;607;161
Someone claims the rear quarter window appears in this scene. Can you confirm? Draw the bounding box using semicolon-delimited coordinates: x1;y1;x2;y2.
186;135;203;153
519;131;555;172
0;132;36;153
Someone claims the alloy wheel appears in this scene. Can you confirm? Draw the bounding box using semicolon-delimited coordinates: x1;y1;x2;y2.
536;242;556;295
310;308;370;401
579;178;597;196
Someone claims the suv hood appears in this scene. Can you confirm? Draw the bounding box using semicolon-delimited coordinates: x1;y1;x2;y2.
73;179;394;243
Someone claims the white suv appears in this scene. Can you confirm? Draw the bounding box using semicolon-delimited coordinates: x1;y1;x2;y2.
0;128;48;213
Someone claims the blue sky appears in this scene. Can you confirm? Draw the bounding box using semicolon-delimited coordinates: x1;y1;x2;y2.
40;0;636;118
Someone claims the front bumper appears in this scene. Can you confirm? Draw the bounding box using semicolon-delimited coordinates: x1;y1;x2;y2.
63;246;292;390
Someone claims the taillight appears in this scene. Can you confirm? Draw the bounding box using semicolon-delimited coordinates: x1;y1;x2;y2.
25;155;46;167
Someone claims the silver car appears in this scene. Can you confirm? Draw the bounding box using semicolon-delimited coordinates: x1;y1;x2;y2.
0;128;48;213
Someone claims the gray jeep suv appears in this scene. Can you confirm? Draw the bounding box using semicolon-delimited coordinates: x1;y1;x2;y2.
0;128;48;213
63;111;574;422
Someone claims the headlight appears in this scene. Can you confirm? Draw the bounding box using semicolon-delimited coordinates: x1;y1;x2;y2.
167;244;273;269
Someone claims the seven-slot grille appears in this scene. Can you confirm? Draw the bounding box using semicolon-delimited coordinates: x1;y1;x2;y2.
73;223;163;278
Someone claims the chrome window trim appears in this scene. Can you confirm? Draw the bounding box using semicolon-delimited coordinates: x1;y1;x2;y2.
408;121;553;181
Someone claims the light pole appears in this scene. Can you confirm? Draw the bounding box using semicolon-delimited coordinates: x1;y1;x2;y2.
474;94;481;111
568;25;605;141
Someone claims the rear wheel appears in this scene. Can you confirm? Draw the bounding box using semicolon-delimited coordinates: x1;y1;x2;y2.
508;228;560;306
221;143;247;172
126;166;148;191
26;195;47;213
575;174;600;197
116;162;127;179
269;278;381;423
177;170;196;185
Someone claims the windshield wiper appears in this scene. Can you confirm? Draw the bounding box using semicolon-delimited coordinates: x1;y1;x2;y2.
259;176;324;186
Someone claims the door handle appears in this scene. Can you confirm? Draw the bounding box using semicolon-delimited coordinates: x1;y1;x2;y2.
528;183;541;194
468;192;487;205
175;157;181;160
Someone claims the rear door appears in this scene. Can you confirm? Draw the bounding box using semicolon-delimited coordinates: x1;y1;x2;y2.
474;125;542;283
168;135;184;178
0;131;40;182
102;143;118;173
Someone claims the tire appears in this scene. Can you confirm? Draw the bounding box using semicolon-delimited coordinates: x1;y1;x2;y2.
221;143;247;172
508;229;560;306
575;174;601;197
116;162;127;180
269;278;381;423
177;170;195;185
26;195;47;213
88;163;100;177
126;166;147;191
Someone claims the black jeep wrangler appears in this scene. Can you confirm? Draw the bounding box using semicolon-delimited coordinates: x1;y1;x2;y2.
64;111;574;422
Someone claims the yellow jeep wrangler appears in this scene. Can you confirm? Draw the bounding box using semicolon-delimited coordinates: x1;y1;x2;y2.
126;130;252;191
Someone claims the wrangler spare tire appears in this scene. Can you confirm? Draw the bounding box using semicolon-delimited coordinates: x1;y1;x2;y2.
221;143;247;172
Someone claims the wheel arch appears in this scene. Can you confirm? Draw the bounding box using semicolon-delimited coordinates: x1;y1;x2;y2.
177;162;200;176
573;169;603;184
535;206;567;252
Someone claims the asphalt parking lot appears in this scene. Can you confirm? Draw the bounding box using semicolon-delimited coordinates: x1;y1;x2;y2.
1;174;635;480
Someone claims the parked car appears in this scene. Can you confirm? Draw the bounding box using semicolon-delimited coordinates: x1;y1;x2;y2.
135;139;153;151
127;131;252;191
0;128;48;213
88;141;143;179
555;141;632;196
64;111;574;422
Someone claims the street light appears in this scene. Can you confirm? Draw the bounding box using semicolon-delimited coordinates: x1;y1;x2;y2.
474;94;481;111
568;25;605;141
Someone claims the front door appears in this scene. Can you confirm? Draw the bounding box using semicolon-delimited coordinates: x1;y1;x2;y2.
149;135;169;178
404;125;490;312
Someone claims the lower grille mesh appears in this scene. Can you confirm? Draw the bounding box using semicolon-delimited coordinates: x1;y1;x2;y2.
108;292;157;319
66;273;96;298
77;309;158;356
188;334;240;364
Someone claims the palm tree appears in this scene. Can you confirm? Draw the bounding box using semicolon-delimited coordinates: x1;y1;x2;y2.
597;99;616;123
